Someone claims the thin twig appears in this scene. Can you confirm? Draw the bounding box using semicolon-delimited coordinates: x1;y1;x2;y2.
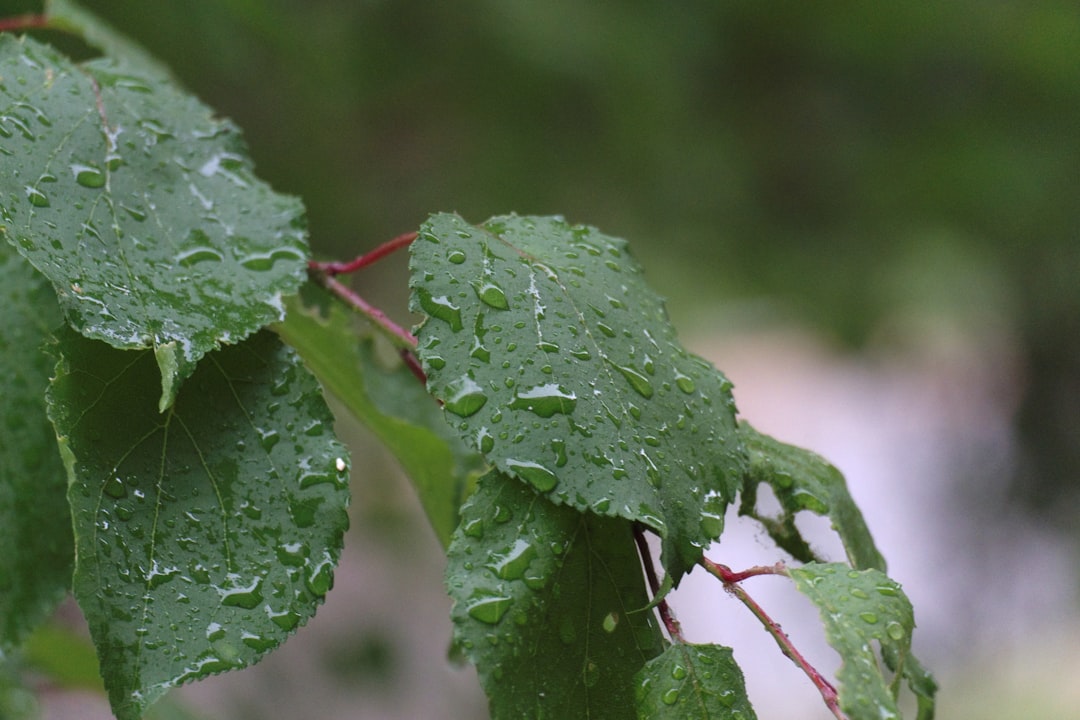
699;557;847;720
633;525;683;642
312;272;418;350
0;14;48;33
309;231;417;276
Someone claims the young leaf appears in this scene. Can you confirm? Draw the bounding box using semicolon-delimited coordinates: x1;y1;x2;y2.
635;643;757;719
738;423;886;571
0;35;308;410
47;329;350;720
0;246;73;651
447;471;665;719
276;285;485;547
788;562;936;720
411;213;746;582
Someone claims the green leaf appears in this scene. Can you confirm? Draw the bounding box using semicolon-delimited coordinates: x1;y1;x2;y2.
0;657;38;720
0;245;72;651
738;423;886;571
47;329;349;720
275;284;484;547
0;35;308;409
635;643;756;719
789;562;936;720
411;213;746;581
447;471;665;719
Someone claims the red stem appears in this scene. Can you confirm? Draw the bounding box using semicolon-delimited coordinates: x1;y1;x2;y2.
699;557;847;720
633;526;683;642
316;273;417;349
0;14;48;32
309;231;417;276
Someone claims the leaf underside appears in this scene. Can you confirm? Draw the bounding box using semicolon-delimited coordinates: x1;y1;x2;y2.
276;284;484;547
48;329;350;720
411;212;746;581
738;423;886;571
447;471;665;720
0;245;72;651
0;34;308;409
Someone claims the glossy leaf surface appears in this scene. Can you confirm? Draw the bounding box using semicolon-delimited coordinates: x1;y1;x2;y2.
635;643;756;719
447;471;664;719
738;423;885;571
0;35;308;409
789;562;935;720
48;330;349;720
276;284;484;547
411;213;746;580
0;245;72;651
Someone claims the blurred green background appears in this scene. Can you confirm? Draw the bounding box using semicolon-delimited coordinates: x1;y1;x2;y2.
5;1;1080;718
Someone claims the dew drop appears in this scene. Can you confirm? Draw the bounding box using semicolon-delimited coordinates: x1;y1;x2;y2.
611;363;654;398
266;607;301;631
466;591;512;625
859;612;879;624
241;631;276;652
509;383;577;418
447;249;467;264
674;371;696;394
463;518;485;538
304;553;335;596
25;186;49;207
551;438;568;467
602;611;619;633
671;664;687;680
661;687;680;705
177;247;224;266
487;539;536;580
474;281;510;310
850;588;870;599
220;575;264;609
240;247;305;271
886;621;905;641
71;163;106;188
443;376;488;417
505;459;559;492
477;427;495;453
416;287;463;331
103;476;127;499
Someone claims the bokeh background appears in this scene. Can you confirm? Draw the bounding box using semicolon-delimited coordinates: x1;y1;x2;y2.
6;1;1079;718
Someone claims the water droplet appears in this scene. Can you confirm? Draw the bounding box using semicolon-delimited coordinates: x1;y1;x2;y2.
70;163;106;188
240;247;305;271
477;427;495;453
220;575;264;609
241;631;276;652
447;249;466;264
551;439;568;467
674;371;696;394
508;383;577;418
671;664;687;680
661;687;680;705
276;542;307;567
25;186;49;207
103;476;127;499
304;553;335;596
463;518;484;538
876;584;899;597
177;247;224;266
859;612;879;624
416;287;463;331
474;281;510;310
505;459;558;492
602;611;619;633
206;622;226;642
487;539;536;580
266;607;301;631
886;620;905;641
146;562;179;589
258;428;281;452
466;591;512;624
611;363;654;398
443;376;488;417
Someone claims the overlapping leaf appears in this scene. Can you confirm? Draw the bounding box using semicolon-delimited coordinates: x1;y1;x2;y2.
48;329;350;720
789;562;936;720
0;34;308;409
411;213;746;581
276;284;484;546
447;471;665;719
635;644;757;719
0;245;72;651
738;423;885;571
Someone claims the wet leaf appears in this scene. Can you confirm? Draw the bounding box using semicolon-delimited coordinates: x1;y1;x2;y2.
0;245;72;651
276;284;484;547
635;643;756;719
789;562;936;720
0;35;308;409
738;423;885;571
411;213;746;581
47;329;349;720
447;471;665;719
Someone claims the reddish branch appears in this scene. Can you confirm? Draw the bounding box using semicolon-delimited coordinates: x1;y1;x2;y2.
309;231;417;276
699;557;847;720
0;14;48;32
633;525;683;642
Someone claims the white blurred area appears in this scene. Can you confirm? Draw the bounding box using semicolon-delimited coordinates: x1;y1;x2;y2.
39;323;1080;720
